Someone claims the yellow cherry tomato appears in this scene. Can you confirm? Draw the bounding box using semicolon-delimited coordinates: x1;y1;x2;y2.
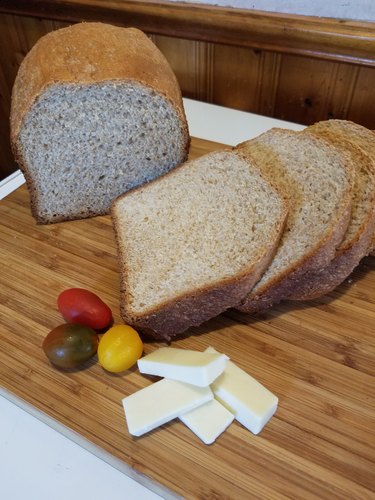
98;325;143;373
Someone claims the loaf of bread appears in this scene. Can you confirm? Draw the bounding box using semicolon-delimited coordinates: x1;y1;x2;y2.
10;22;189;224
235;129;355;314
288;129;375;300
302;119;375;256
112;150;288;341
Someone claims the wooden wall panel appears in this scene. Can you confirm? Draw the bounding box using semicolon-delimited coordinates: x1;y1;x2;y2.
152;35;214;102
211;44;261;111
274;56;349;124
347;66;375;128
256;51;283;117
211;45;284;117
0;53;14;178
2;1;375;66
322;64;360;121
1;8;375;181
0;14;70;178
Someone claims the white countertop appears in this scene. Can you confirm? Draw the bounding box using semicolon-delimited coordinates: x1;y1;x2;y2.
0;99;303;500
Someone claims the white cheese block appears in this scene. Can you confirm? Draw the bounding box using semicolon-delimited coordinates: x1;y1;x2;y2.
122;378;213;437
179;398;234;445
206;347;278;435
137;347;228;387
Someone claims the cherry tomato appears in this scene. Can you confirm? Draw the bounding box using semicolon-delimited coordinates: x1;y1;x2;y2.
57;288;112;330
42;323;99;369
98;325;143;373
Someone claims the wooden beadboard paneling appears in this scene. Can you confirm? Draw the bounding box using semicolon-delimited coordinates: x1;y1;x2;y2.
212;44;261;111
0;14;70;177
2;1;375;66
2;10;375;180
256;51;283;117
211;45;281;116
347;65;375;128
152;35;214;102
322;63;360;121
150;35;196;98
274;54;359;125
0;46;13;178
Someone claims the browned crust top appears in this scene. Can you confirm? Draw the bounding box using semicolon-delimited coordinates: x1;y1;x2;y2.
10;22;186;143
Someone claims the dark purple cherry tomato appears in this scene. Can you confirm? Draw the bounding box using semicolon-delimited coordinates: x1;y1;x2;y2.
42;323;99;369
57;288;112;330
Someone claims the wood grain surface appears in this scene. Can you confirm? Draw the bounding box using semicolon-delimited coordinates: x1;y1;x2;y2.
0;137;374;499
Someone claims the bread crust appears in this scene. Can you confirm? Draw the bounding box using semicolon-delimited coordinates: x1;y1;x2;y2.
236;130;355;314
236;200;352;313
288;131;375;300
288;215;375;300
10;22;190;224
11;22;187;143
118;245;281;342
305;119;375;255
111;150;288;341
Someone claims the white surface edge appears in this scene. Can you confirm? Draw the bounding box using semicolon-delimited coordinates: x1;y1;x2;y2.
0;389;170;500
183;98;304;146
0;169;25;200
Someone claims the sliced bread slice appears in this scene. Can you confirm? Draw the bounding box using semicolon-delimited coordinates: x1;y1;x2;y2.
112;150;288;340
235;128;354;314
304;119;375;255
288;129;375;300
10;23;189;224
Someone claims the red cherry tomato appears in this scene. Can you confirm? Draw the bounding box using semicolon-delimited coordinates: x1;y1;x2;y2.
57;288;112;330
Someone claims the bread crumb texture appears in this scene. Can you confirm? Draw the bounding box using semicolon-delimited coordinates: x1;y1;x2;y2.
237;129;353;295
303;130;375;252
11;23;189;223
306;119;375;254
18;82;187;222
113;151;286;315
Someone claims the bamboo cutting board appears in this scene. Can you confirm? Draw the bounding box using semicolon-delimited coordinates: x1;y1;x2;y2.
0;137;374;499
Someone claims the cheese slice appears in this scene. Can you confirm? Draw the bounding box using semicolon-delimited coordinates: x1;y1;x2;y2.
180;398;234;445
206;347;278;435
122;378;213;437
137;347;228;387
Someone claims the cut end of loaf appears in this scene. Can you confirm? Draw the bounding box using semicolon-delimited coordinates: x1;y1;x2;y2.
112;150;287;333
284;124;375;301
306;119;375;254
16;81;188;223
236;128;355;311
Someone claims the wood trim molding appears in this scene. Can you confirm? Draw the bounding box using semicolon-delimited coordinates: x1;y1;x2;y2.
0;0;375;66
